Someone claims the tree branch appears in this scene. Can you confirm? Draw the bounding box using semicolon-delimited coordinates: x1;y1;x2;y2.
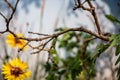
6;0;19;30
86;0;102;35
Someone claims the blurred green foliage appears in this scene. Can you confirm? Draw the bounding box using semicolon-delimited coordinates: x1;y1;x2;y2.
1;13;120;80
45;27;96;80
45;14;120;80
106;15;120;80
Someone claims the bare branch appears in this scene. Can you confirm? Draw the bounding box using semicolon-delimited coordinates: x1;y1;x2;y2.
0;12;7;21
73;0;102;35
0;0;20;33
6;0;20;30
4;0;14;9
18;26;109;42
28;31;51;36
86;0;102;35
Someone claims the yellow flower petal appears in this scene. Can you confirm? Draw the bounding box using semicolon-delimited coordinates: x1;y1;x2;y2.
6;33;28;50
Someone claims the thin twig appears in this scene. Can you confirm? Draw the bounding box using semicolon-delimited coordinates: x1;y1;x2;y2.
86;0;102;35
73;0;93;11
4;0;14;9
0;12;7;21
31;38;53;54
28;31;51;36
6;0;19;30
0;31;7;34
0;0;19;34
73;0;102;35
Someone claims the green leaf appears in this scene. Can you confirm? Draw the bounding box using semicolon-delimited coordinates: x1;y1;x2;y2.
49;47;57;54
58;40;68;48
106;14;120;25
45;62;51;72
52;54;59;64
66;41;79;51
63;33;71;41
49;47;59;64
52;38;57;46
54;27;67;32
94;43;110;58
115;55;120;65
55;28;64;32
110;34;120;47
116;44;120;56
83;34;92;40
46;73;58;80
58;69;66;75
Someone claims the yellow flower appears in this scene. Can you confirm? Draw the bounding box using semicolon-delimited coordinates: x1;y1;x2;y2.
2;58;31;80
6;33;27;50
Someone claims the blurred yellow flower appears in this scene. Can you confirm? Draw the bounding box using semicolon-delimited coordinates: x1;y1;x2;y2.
6;33;27;50
2;58;31;80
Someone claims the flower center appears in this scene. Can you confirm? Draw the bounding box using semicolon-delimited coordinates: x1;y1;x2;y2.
11;67;23;77
15;38;20;43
